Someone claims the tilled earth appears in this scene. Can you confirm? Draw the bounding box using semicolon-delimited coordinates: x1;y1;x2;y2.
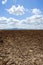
0;30;43;65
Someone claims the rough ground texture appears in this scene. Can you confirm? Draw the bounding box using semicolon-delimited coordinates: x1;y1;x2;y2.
0;30;43;65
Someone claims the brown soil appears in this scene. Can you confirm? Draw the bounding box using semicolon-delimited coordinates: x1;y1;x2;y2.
0;30;43;65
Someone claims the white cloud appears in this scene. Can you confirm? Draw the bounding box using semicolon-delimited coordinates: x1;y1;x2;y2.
26;15;43;23
32;8;41;15
0;8;43;29
6;5;25;16
0;15;43;29
2;0;7;4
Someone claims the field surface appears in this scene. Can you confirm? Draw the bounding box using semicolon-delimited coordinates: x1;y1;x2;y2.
0;30;43;65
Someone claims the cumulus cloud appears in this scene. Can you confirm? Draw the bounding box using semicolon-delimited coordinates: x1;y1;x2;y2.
6;5;25;16
0;15;43;29
32;8;41;15
2;0;7;4
0;8;43;29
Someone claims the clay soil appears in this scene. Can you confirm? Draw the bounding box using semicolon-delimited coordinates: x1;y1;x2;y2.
0;30;43;65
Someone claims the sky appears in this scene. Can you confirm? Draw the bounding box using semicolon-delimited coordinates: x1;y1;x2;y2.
0;0;43;29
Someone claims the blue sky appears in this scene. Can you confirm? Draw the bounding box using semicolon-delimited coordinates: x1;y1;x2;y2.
0;0;43;29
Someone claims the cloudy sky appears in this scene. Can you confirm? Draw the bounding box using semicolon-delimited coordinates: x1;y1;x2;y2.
0;0;43;29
